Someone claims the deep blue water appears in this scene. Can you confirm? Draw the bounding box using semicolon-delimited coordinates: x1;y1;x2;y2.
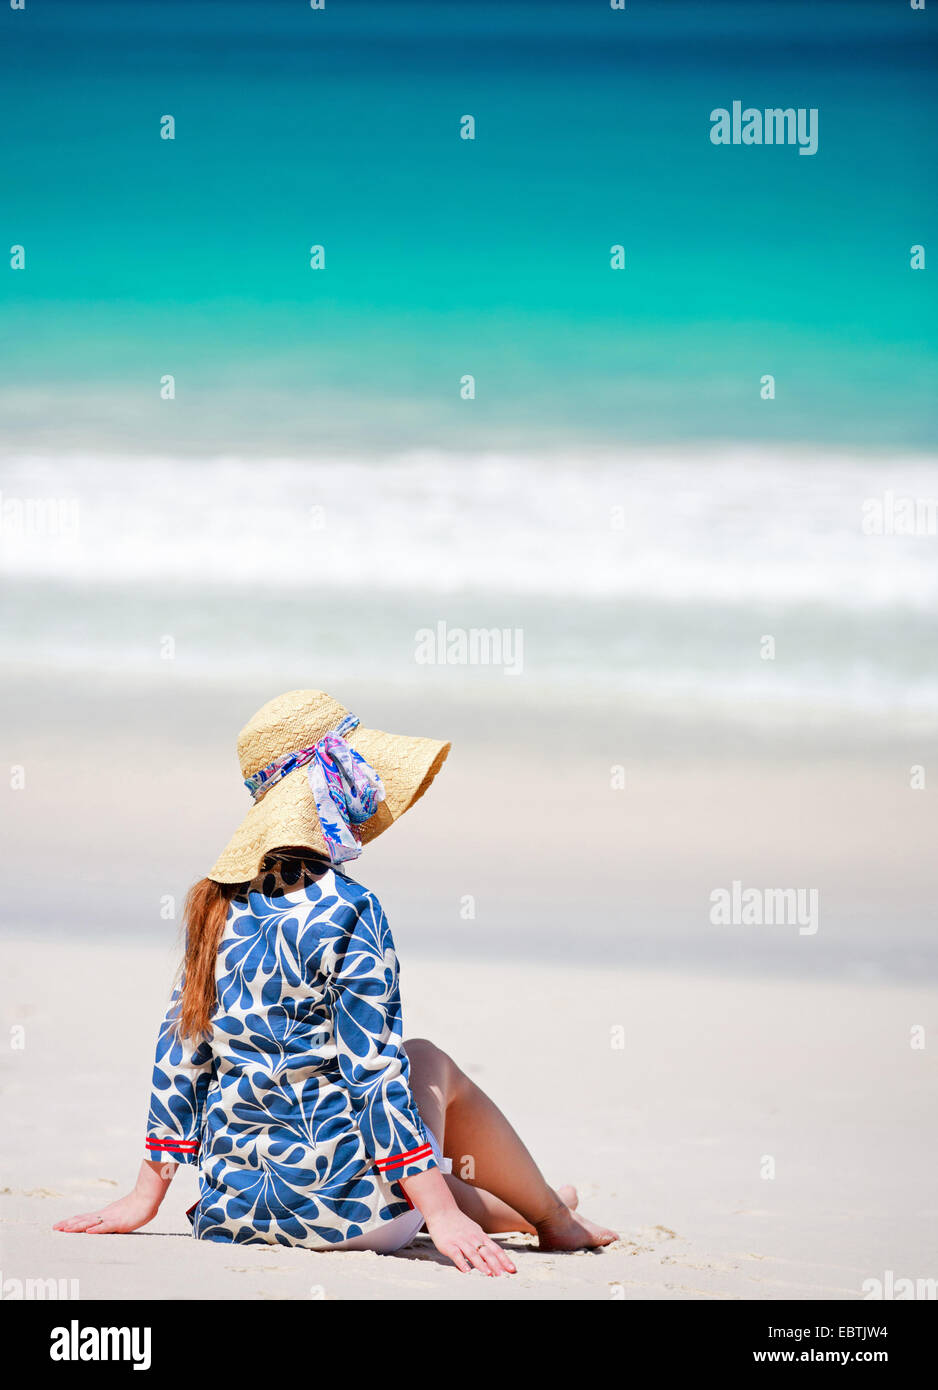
1;0;936;448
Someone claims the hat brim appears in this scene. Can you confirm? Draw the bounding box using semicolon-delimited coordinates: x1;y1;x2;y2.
207;726;450;884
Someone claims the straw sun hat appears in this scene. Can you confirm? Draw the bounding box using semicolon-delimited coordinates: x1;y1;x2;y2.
208;690;451;884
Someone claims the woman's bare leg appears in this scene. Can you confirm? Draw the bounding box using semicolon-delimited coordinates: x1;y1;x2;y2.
402;1037;529;1231
435;1176;577;1233
404;1038;617;1249
443;1174;535;1234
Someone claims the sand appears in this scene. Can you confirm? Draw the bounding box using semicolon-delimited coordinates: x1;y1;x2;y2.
2;938;934;1301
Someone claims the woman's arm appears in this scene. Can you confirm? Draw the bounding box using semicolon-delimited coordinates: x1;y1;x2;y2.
144;982;215;1166
54;1159;175;1234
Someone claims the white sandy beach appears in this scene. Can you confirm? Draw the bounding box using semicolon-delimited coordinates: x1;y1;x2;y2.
2;939;934;1301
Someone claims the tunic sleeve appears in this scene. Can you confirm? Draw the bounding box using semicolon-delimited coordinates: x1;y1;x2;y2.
332;892;439;1181
143;983;215;1166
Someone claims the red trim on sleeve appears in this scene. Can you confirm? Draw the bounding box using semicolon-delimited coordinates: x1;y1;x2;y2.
374;1142;433;1172
146;1137;199;1153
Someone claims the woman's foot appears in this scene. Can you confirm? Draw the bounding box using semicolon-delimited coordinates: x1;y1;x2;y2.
557;1184;579;1211
535;1199;618;1251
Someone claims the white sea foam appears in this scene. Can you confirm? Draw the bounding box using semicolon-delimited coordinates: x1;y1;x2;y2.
1;446;935;730
1;444;936;607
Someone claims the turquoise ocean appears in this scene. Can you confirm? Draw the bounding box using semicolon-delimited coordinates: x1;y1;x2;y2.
2;0;936;450
0;2;936;974
2;0;936;728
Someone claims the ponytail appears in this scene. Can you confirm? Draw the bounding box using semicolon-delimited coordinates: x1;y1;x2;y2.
177;878;242;1039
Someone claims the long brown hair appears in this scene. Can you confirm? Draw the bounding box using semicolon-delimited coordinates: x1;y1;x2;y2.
177;878;243;1039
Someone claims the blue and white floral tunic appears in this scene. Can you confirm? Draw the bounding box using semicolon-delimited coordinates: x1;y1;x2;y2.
144;857;438;1247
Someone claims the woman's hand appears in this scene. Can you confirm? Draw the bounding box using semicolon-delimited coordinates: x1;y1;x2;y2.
53;1159;175;1235
54;1190;159;1235
397;1166;518;1276
423;1208;517;1277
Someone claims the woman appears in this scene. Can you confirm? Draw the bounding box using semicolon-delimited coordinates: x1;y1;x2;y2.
55;690;618;1276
